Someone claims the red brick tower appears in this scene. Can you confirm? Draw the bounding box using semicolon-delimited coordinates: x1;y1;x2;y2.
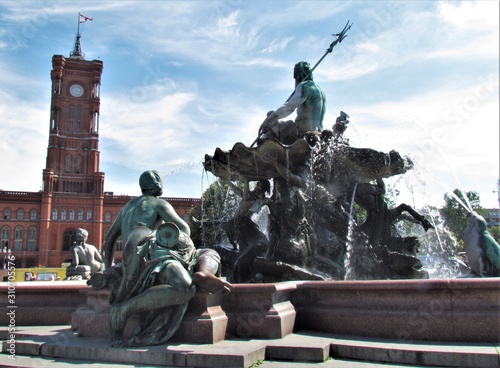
39;32;104;267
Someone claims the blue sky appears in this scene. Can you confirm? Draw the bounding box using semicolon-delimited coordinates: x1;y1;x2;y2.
0;1;498;209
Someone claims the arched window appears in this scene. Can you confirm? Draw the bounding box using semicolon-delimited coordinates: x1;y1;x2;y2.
30;209;37;220
104;228;123;251
75;155;82;173
78;210;83;221
27;227;37;251
61;210;67;221
86;210;92;221
3;209;11;220
63;229;77;251
1;226;10;251
50;109;56;130
115;238;124;251
17;209;24;220
76;105;82;133
69;104;75;133
105;212;111;223
65;155;72;173
14;226;23;251
52;209;58;220
69;210;75;221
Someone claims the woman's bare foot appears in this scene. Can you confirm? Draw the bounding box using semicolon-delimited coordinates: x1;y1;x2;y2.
193;271;234;294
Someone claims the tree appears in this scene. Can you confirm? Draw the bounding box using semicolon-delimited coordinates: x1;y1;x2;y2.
188;179;239;248
440;189;483;248
489;226;500;243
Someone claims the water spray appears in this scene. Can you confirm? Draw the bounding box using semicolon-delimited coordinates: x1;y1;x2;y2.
414;161;472;213
435;146;473;213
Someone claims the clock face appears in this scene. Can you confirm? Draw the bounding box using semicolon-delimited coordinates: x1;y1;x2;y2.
69;84;84;97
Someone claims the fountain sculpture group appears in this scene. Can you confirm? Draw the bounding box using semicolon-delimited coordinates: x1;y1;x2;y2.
203;111;434;283
93;46;441;345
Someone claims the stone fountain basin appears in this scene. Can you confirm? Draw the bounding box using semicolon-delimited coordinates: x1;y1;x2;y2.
203;139;412;184
1;278;498;344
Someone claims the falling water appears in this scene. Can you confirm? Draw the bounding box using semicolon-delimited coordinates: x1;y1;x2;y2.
252;205;270;240
436;146;473;213
414;161;471;214
198;165;236;247
199;167;210;243
285;147;290;184
253;153;260;179
343;183;358;280
424;206;445;253
159;161;200;177
395;167;462;278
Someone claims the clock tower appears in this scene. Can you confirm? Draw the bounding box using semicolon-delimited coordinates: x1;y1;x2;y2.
39;33;105;266
44;34;104;193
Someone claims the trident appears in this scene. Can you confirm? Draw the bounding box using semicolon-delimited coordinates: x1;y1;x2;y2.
306;20;352;79
251;21;353;147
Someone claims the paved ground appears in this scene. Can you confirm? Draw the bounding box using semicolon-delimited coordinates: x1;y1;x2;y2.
1;326;498;368
0;354;434;368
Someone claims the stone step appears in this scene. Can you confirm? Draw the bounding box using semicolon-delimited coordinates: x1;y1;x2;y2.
264;332;500;368
1;326;267;368
1;327;499;368
265;333;332;362
328;333;500;368
0;354;154;368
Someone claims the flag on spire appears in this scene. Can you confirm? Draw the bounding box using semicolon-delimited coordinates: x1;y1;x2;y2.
79;13;93;23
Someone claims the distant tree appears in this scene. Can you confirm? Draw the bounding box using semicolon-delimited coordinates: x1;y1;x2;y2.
188;179;239;248
440;189;483;247
490;180;500;243
489;226;500;243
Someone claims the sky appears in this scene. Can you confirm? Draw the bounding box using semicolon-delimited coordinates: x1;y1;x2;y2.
0;0;498;210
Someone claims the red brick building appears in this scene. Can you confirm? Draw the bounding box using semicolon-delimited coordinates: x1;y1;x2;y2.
0;36;200;269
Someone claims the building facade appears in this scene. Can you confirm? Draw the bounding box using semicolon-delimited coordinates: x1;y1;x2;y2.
484;208;500;228
0;38;200;269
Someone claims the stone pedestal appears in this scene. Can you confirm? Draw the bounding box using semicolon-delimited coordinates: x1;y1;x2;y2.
223;281;299;339
71;289;115;339
171;289;228;343
71;287;228;344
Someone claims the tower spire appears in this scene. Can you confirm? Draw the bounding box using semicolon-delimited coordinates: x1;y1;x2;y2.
70;32;84;59
70;13;93;59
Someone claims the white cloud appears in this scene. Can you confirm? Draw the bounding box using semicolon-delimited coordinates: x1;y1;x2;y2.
438;1;499;30
0;91;47;192
101;92;197;165
261;37;294;54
